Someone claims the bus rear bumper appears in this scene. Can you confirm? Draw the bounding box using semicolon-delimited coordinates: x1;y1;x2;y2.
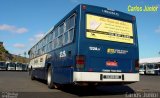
73;72;139;83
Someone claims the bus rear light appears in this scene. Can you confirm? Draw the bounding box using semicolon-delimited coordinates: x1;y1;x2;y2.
132;16;136;20
76;55;85;69
135;59;139;71
88;68;93;72
82;5;86;10
129;70;132;73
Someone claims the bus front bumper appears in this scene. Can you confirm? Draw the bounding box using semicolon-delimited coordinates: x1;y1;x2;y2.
73;72;139;83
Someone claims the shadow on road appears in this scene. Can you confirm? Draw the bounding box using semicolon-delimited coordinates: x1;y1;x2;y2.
59;85;134;97
35;78;47;84
35;79;134;97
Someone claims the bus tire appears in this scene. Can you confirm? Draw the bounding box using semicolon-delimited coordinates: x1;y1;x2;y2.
158;71;160;76
30;68;35;80
47;66;55;89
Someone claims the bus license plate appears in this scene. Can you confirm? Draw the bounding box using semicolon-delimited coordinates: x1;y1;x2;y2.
103;75;121;79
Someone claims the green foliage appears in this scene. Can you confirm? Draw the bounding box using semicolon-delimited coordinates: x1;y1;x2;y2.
0;46;9;53
0;44;29;63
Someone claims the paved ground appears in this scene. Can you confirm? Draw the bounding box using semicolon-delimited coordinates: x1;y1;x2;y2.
0;71;160;98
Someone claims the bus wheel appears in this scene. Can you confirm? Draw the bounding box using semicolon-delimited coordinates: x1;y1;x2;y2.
30;68;35;80
47;66;56;89
158;72;160;76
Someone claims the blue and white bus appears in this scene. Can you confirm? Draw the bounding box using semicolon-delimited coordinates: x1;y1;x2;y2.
145;63;160;75
28;4;139;88
15;63;28;71
139;64;145;75
0;61;7;70
7;62;16;71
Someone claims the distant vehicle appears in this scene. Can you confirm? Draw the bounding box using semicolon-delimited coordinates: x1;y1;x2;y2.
16;63;23;71
139;64;145;75
21;63;28;71
0;61;7;70
15;63;28;71
145;64;160;75
7;62;16;71
28;4;139;89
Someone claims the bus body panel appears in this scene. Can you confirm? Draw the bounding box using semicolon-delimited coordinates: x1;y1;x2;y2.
73;4;139;83
29;4;139;85
76;4;139;73
79;43;138;73
50;44;76;84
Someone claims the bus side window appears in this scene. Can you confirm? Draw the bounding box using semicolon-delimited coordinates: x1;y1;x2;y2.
59;23;65;36
68;29;74;43
53;38;58;49
58;35;63;47
55;28;58;38
64;32;69;45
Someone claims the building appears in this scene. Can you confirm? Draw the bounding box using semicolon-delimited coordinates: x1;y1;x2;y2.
139;57;160;75
139;57;160;64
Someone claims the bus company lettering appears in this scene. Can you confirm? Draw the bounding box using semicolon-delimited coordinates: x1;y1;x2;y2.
89;46;101;51
106;60;118;66
107;48;128;54
102;69;122;72
60;51;66;58
102;9;119;16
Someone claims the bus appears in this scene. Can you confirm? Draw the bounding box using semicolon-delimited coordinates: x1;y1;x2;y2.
7;62;16;71
16;63;28;71
16;63;23;71
28;4;139;88
139;64;145;75
0;61;7;70
145;63;160;75
21;63;28;71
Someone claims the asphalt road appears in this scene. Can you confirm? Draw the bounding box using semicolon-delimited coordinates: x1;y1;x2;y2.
0;71;160;98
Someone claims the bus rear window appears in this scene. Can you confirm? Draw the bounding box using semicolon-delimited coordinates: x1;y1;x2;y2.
86;14;134;44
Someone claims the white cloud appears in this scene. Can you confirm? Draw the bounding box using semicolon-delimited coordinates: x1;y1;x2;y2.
0;24;28;34
29;33;45;46
12;49;28;57
34;33;45;41
155;26;160;33
13;43;26;49
29;38;34;41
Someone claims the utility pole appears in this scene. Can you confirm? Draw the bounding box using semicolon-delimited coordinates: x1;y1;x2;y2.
24;52;26;58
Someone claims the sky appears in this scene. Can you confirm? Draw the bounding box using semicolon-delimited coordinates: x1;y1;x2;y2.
0;0;160;58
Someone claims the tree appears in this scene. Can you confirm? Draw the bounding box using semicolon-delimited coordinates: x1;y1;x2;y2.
0;42;29;63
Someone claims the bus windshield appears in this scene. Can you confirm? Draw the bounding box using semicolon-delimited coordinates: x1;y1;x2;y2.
8;63;15;67
0;62;5;66
154;65;159;69
139;65;144;70
147;64;154;69
86;14;134;44
16;63;21;67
